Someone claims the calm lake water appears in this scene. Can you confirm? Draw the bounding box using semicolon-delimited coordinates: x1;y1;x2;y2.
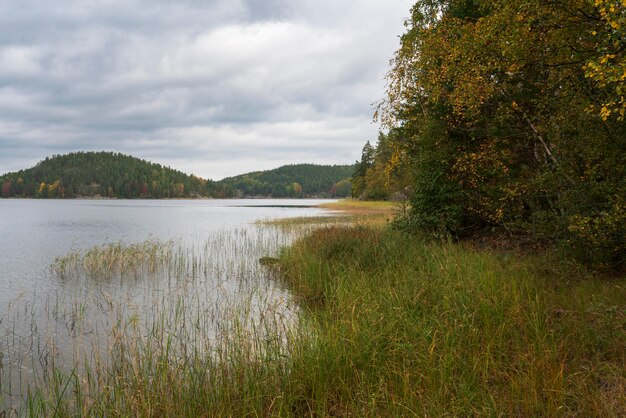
0;199;334;408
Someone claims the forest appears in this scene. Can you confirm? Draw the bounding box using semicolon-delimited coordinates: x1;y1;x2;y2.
353;0;625;268
214;164;353;198
0;152;353;199
0;152;213;199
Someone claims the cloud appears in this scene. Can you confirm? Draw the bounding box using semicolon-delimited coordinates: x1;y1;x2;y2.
0;0;413;179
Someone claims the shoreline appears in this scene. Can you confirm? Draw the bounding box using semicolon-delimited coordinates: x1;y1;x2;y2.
0;196;343;201
10;202;624;415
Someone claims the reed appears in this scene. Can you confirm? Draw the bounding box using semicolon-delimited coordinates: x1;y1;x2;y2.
317;198;398;215
52;240;173;278
5;222;624;416
2;227;301;415
274;226;625;416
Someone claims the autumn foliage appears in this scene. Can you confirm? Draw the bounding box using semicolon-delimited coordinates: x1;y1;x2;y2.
370;0;625;267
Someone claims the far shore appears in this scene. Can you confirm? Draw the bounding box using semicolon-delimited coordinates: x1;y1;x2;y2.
0;195;346;201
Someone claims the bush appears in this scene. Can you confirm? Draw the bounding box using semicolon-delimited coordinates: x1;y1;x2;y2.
567;202;626;268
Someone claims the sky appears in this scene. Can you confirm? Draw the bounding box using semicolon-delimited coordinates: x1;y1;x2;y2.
0;0;414;180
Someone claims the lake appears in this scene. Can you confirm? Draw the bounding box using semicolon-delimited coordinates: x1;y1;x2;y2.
0;199;334;409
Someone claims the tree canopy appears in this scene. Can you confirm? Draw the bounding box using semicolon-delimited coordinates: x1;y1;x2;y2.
369;0;625;267
351;131;412;200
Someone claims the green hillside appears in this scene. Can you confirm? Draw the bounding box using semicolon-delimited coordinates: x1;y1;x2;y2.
213;163;354;198
0;153;353;199
0;152;213;198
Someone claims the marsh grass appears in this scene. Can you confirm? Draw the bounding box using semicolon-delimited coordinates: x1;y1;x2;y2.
6;220;625;416
257;215;354;234
259;199;397;231
317;198;397;214
52;240;174;278
319;198;400;228
1;227;304;415
273;226;625;416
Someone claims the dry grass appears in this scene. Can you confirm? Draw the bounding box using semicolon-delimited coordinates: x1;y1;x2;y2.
318;198;398;215
259;199;400;231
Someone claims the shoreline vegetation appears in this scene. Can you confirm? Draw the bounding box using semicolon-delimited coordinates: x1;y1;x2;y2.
18;200;625;416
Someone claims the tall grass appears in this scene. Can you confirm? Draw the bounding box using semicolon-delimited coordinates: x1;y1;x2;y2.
274;226;625;416
1;228;302;415
52;240;173;278
6;224;625;416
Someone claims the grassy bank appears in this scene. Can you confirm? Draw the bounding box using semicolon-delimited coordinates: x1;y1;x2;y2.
275;226;625;416
317;198;397;215
22;222;625;416
259;199;398;231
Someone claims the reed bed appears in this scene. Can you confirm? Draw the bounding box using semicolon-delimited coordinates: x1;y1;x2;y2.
317;198;398;215
52;240;174;278
1;227;304;415
3;220;624;416
272;226;625;416
258;199;397;231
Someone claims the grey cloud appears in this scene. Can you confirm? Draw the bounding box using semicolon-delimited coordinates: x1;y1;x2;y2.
243;0;291;21
0;0;413;179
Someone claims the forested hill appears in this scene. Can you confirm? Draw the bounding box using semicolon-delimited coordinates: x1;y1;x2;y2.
0;153;353;199
0;152;213;198
213;164;354;198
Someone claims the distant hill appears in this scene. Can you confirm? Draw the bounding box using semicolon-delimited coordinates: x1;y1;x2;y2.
0;153;353;199
214;164;354;198
0;152;213;198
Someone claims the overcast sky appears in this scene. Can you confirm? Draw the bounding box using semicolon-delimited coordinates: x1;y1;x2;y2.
0;0;413;179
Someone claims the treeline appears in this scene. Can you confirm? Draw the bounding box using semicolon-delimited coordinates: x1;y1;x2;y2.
0;152;213;198
0;153;353;199
363;0;625;267
214;164;353;198
351;130;412;200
